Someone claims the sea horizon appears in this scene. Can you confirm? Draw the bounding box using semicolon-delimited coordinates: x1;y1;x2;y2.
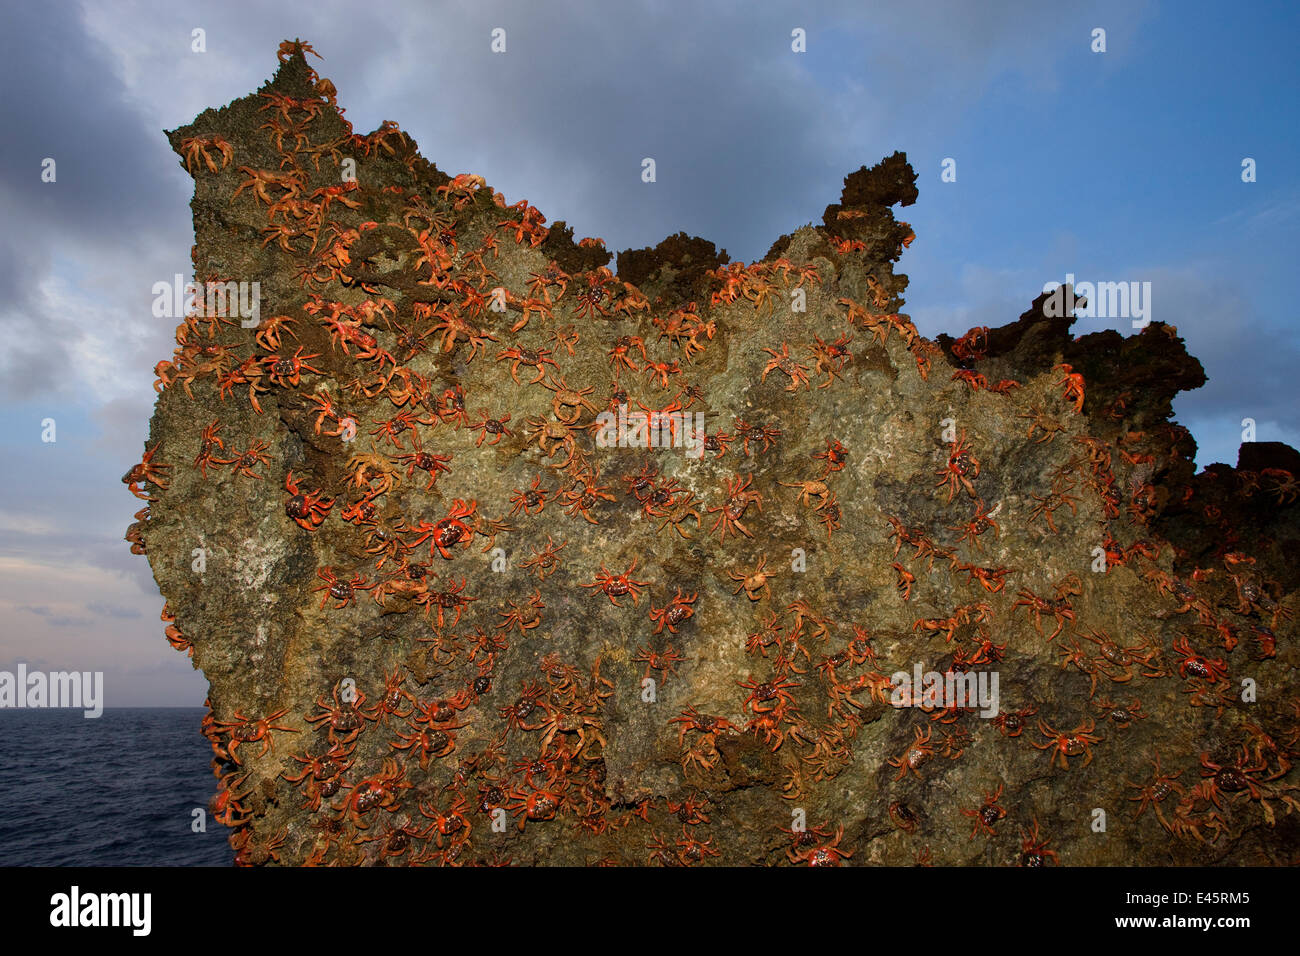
0;707;232;866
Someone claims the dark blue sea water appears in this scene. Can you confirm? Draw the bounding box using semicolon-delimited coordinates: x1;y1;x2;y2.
0;708;232;866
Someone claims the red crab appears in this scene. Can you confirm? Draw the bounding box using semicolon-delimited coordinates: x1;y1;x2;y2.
365;670;414;726
468;411;514;447
649;589;697;634
1012;575;1080;640
1126;749;1184;829
338;758;411;827
305;680;371;745
813;438;848;476
215;439;272;480
737;674;800;714
1055;363;1085;413
935;430;980;502
122;443;173;500
499;681;548;733
509;475;549;517
675;826;723;865
1033;718;1103;769
231;826;288;867
192;420;226;478
498;589;546;633
392;721;468;770
789;825;853;866
416;575;477;629
213;707;299;764
1019;819;1058;866
407;499;478;559
580;559;649;606
950;500;1001;550
418;796;473;847
210;771;253;826
887;726;935;779
506;785;565;830
284;470;334;529
1197;746;1271;809
959;784;1007;838
708;474;763;541
670;705;738;745
313;567;375;609
1171;635;1229;683
393;436;452;491
893;562;920;601
992;705;1038;738
263;346;322;388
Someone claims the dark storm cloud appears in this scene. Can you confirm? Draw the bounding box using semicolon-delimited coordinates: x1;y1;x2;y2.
288;0;1117;263
0;0;1152;402
0;1;191;398
0;1;180;240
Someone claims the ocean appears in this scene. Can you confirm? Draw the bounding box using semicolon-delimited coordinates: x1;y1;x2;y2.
0;708;232;866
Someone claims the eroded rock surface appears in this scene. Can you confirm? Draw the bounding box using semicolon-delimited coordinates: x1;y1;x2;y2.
126;43;1300;865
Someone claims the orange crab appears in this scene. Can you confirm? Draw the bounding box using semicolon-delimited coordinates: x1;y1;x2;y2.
1054;363;1085;412
887;725;935;779
180;135;234;174
648;589;698;634
407;499;478;560
935;430;981;502
231;166;303;208
729;555;777;601
284;470;334;529
760;342;812;391
278;38;323;63
708;474;763;541
1033;717;1104;769
314;567;375;609
580;559;650;606
122;443;173;500
959;784;1007;838
214;708;299;764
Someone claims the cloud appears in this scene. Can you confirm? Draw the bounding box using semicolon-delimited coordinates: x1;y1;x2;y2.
13;605;95;628
1132;267;1300;429
84;601;143;619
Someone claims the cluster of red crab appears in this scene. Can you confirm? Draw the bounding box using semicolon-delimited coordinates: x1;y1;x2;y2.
123;40;1299;865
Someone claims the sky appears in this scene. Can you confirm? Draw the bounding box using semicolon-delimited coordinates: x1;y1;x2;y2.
0;0;1296;705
